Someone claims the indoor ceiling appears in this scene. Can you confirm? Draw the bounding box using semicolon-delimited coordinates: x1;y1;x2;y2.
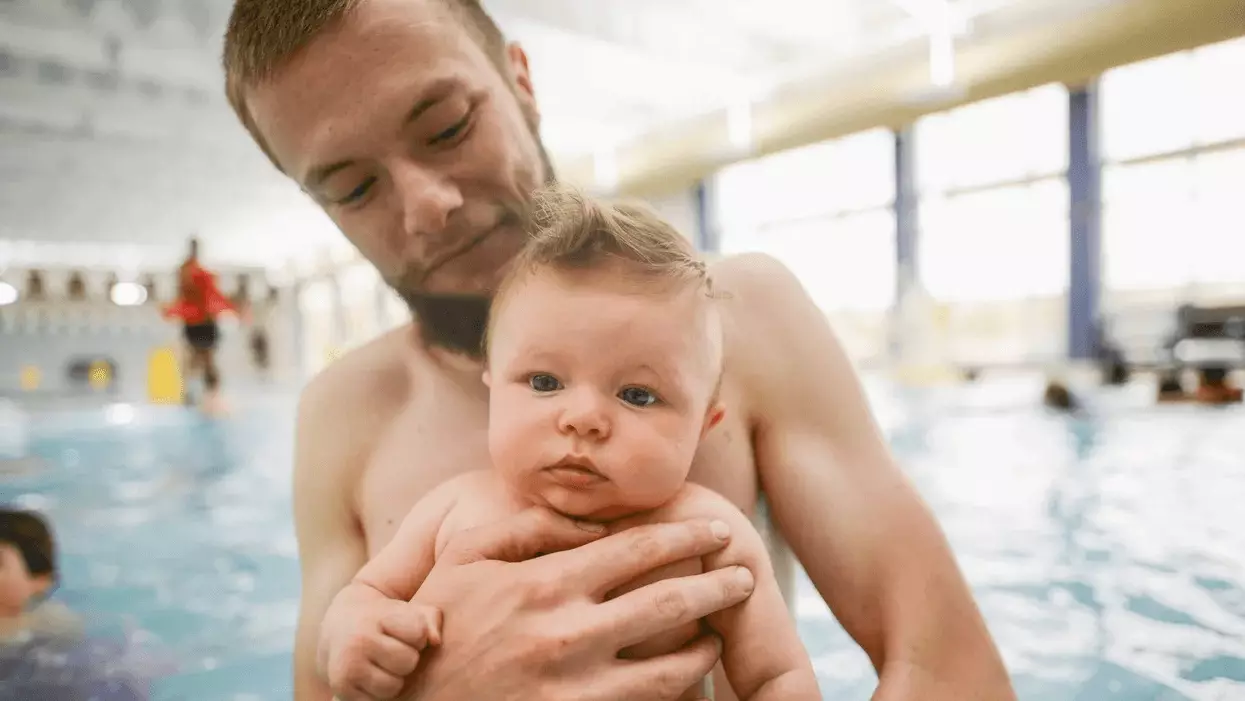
0;0;1234;272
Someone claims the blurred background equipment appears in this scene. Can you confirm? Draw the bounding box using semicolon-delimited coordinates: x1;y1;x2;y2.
1;0;1244;699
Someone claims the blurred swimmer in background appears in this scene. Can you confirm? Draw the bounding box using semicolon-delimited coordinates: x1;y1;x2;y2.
162;237;241;413
0;508;80;643
0;509;165;700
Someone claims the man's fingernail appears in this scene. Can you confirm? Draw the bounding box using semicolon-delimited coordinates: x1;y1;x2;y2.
576;520;606;532
710;520;730;540
734;566;755;591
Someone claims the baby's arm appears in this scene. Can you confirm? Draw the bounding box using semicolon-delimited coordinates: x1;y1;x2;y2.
352;478;463;600
317;478;464;700
678;489;821;700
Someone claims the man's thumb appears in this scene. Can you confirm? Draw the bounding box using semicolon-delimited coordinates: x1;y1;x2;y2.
443;506;606;565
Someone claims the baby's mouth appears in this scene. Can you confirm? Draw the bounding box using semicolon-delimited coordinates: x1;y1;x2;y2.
544;458;607;488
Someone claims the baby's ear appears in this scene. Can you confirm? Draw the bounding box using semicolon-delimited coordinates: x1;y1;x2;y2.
701;402;726;439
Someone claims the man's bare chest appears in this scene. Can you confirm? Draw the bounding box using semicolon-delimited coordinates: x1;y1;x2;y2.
356;386;760;556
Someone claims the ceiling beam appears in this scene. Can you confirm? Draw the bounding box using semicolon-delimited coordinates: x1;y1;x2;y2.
555;0;1245;196
490;0;765;76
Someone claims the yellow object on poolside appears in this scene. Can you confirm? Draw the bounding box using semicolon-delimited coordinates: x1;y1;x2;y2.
19;365;40;391
147;346;183;404
88;360;113;391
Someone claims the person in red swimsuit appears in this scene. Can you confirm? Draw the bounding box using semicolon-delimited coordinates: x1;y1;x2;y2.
163;238;236;400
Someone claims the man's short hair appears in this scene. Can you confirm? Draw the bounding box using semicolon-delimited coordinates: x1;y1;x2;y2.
222;0;508;169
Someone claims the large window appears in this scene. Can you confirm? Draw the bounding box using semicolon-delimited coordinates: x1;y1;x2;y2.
915;85;1071;305
919;180;1070;304
728;209;897;313
714;129;898;361
1103;147;1245;295
1100;37;1245;305
912;84;1071;364
916;84;1069;193
716;128;896;233
1101;37;1245;163
714;129;897;361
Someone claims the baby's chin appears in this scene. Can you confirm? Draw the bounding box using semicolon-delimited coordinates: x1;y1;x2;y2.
529;486;662;523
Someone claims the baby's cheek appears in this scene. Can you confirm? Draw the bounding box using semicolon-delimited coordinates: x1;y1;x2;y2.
489;420;525;467
631;440;694;497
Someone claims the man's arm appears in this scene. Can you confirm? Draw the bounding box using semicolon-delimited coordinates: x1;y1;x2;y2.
720;254;1015;700
291;338;411;701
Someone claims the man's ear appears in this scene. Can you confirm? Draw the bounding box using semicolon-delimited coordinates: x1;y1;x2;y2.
507;43;540;122
482;369;492;388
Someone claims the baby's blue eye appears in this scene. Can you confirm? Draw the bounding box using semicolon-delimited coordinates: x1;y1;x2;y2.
530;374;561;392
619;387;657;407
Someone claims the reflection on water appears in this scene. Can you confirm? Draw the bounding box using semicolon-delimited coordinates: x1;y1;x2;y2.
1;385;1243;700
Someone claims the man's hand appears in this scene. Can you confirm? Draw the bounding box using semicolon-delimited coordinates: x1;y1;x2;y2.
317;583;442;700
403;507;756;701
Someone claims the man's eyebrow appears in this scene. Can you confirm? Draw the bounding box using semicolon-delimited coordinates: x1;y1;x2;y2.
305;160;354;190
301;77;465;188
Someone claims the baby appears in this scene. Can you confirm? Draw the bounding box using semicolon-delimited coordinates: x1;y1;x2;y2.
317;185;820;701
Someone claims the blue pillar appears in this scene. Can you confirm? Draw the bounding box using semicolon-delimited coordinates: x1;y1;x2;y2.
894;127;919;296
693;178;721;254
1068;84;1102;360
892;127;919;359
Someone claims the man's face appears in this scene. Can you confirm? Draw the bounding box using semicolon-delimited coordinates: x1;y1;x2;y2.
245;0;550;353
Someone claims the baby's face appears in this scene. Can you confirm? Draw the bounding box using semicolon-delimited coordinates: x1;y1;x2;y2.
486;265;723;520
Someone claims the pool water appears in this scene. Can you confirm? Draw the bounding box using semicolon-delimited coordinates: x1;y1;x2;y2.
2;377;1244;700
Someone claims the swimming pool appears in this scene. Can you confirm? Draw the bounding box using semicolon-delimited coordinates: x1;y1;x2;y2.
2;376;1243;700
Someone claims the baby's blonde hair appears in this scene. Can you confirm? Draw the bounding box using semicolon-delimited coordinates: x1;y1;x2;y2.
487;184;714;346
486;185;724;402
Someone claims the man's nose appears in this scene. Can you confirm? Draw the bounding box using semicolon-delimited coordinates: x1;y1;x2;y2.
392;161;464;243
558;389;611;440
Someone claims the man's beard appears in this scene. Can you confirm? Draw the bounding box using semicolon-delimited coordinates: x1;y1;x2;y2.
398;126;556;360
400;289;493;359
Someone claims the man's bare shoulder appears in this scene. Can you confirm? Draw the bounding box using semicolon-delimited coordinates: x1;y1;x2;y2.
299;326;414;415
707;253;822;389
295;325;418;465
708;252;808;316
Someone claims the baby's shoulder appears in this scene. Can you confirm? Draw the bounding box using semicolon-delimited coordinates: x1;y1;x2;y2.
647;485;771;568
651;483;746;523
429;471;528;554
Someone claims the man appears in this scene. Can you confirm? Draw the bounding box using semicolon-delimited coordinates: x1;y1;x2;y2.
222;1;1016;700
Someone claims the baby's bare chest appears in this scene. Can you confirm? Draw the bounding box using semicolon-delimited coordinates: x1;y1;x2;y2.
358;393;760;557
